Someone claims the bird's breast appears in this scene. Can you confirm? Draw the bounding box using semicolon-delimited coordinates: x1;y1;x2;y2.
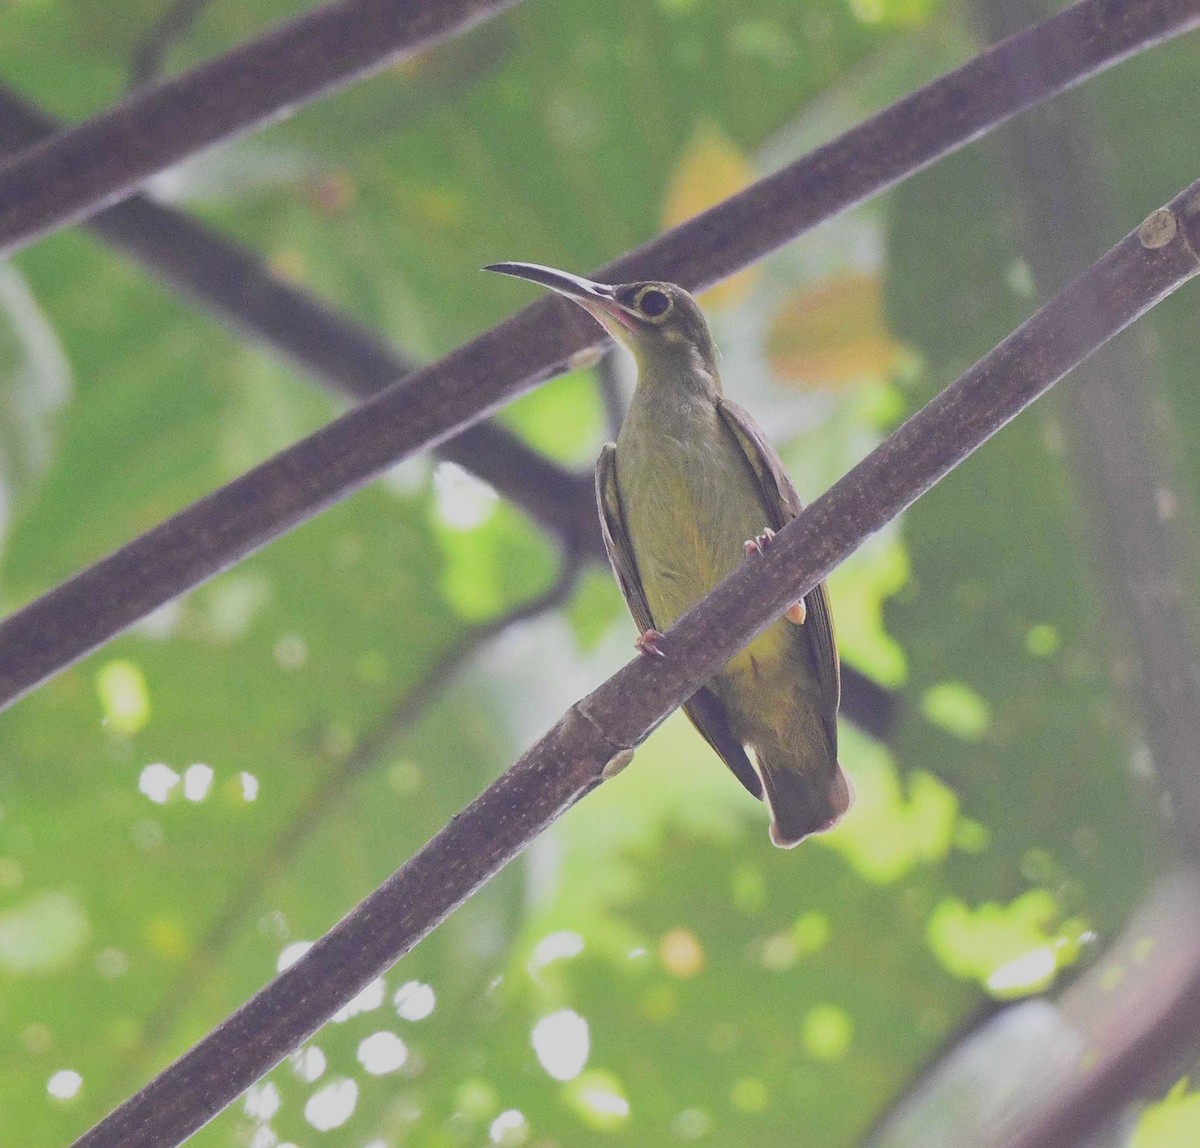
616;401;769;631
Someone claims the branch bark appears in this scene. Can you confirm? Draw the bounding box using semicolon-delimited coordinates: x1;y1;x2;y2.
72;173;1200;1148
3;0;1196;712
975;0;1200;856
868;867;1200;1148
0;85;601;556
0;85;893;733
0;0;523;255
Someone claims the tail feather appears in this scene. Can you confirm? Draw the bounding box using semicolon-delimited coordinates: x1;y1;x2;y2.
756;754;853;849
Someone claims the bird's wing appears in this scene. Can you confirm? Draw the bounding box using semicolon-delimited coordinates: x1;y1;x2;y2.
715;399;841;735
595;444;764;800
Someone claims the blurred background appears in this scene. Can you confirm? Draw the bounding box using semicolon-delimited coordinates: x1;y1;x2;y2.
2;0;1200;1144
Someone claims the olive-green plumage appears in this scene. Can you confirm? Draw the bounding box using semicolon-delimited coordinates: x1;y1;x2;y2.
485;261;850;847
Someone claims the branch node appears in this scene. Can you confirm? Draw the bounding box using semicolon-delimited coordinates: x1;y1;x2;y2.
1137;206;1178;251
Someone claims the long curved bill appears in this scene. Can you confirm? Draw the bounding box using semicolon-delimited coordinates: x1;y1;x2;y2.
483;261;633;331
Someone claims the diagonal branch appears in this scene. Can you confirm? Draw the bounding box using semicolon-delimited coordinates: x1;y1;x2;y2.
121;558;582;1093
0;0;524;255
0;86;892;733
3;0;1198;712
975;0;1200;855
0;84;601;556
71;171;1200;1148
129;0;215;90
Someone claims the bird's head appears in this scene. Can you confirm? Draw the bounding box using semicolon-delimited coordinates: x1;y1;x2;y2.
485;261;718;378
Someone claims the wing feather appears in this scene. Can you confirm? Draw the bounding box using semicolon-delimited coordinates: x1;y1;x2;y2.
595;444;763;799
715;400;841;744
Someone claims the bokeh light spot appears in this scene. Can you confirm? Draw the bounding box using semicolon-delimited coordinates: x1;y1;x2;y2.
659;927;705;978
532;1010;589;1081
802;1004;854;1061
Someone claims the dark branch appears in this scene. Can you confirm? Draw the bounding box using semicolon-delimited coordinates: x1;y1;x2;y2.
869;868;1200;1148
0;85;602;560
1000;867;1200;1148
128;0;213;89
975;0;1200;856
0;0;523;255
72;167;1200;1148
3;0;1196;709
123;559;581;1089
0;85;889;734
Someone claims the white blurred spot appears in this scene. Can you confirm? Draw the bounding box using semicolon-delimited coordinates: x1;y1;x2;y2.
0;890;91;974
243;1081;281;1121
433;461;498;529
134;601;182;640
290;1045;326;1082
249;1126;277;1148
333;977;385;1022
273;634;308;670
304;1078;357;1131
240;772;260;801
357;1031;408;1075
277;941;312;972
532;1010;589;1082
47;1070;82;1100
672;1108;711;1139
95;947;129;978
531;930;584;970
987;947;1058;995
131;820;164;852
382;454;429;498
183;764;213;802
489;1109;529;1145
205;574;271;641
139;764;179;805
394;980;435;1021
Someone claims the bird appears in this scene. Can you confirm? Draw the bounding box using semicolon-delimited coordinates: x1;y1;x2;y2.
484;261;850;847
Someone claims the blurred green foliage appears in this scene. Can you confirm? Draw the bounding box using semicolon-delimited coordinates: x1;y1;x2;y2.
0;1;1196;1146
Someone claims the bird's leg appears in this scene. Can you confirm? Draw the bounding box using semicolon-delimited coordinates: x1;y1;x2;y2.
635;629;667;658
744;526;807;624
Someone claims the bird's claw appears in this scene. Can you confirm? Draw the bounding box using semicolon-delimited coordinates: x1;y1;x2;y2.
785;599;807;625
743;527;776;556
635;629;667;659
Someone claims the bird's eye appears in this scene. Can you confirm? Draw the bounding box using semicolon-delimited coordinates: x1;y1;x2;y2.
638;288;670;318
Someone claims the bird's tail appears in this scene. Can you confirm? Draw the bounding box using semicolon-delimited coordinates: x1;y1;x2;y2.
755;752;853;849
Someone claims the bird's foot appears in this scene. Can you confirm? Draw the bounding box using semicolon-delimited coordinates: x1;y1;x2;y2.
635;629;667;659
743;526;776;556
743;528;805;623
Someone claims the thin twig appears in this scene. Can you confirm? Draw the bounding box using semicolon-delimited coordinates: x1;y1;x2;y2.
0;0;523;255
128;0;213;89
3;0;1196;712
72;165;1200;1148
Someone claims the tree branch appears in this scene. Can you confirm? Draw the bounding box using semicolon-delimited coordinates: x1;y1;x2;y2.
0;84;602;557
72;170;1200;1148
0;85;891;733
128;0;214;90
0;0;523;255
3;0;1195;712
975;0;1200;856
121;559;582;1094
998;867;1200;1148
